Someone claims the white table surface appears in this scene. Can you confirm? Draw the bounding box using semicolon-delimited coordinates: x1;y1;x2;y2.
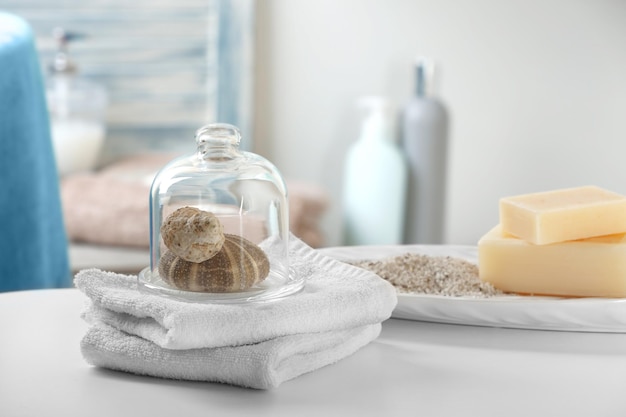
2;288;626;417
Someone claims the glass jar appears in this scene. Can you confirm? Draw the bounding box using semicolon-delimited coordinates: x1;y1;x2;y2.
46;28;107;176
138;123;301;303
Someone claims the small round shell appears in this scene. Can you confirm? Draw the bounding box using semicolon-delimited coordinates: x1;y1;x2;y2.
158;234;270;293
161;206;225;263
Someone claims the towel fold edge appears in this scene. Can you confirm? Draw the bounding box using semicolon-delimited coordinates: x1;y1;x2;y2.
80;321;382;390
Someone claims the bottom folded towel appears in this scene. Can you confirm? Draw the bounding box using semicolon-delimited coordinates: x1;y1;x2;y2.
81;322;381;390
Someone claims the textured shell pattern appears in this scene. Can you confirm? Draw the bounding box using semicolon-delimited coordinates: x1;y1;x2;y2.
159;234;271;293
160;206;225;263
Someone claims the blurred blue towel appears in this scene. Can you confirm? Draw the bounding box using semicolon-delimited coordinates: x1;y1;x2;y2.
0;12;70;291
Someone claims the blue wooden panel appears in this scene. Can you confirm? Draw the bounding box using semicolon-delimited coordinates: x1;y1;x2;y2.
2;0;254;161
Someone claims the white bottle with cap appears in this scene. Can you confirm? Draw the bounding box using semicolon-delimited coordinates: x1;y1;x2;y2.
343;96;407;245
401;57;449;244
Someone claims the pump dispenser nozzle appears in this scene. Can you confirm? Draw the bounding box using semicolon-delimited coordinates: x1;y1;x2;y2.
49;27;83;74
415;57;436;98
357;96;394;143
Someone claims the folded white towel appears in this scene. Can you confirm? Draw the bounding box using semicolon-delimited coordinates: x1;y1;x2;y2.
75;235;397;350
76;235;396;388
81;322;381;389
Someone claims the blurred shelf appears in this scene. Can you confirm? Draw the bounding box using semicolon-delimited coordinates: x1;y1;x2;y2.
69;243;149;275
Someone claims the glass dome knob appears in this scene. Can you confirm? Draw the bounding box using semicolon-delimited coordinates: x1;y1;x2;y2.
195;123;242;146
195;123;243;161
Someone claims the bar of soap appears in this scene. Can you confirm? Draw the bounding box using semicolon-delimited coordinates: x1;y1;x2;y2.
478;225;626;298
499;185;626;245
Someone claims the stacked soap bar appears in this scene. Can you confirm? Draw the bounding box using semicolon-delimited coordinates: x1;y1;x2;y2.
479;186;626;297
499;186;626;245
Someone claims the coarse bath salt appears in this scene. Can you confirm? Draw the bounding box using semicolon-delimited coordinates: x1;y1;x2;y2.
351;253;503;298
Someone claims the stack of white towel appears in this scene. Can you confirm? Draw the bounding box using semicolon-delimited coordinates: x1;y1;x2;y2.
75;235;397;389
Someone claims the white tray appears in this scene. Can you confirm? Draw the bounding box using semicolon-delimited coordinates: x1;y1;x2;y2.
320;244;626;333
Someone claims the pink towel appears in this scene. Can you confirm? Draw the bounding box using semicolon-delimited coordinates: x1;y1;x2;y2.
62;154;329;248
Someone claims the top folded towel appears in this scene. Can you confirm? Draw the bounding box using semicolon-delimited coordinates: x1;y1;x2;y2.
75;234;397;349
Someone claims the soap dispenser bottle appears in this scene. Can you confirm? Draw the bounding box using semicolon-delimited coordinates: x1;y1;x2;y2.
46;27;107;176
343;96;407;245
401;57;449;244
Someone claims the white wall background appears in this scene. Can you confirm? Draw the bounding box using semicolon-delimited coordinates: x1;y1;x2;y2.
253;0;626;247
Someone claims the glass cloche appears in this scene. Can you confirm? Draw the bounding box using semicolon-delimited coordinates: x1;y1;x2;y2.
138;123;302;303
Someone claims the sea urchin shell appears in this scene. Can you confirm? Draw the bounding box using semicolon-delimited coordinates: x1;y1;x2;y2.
158;234;271;292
